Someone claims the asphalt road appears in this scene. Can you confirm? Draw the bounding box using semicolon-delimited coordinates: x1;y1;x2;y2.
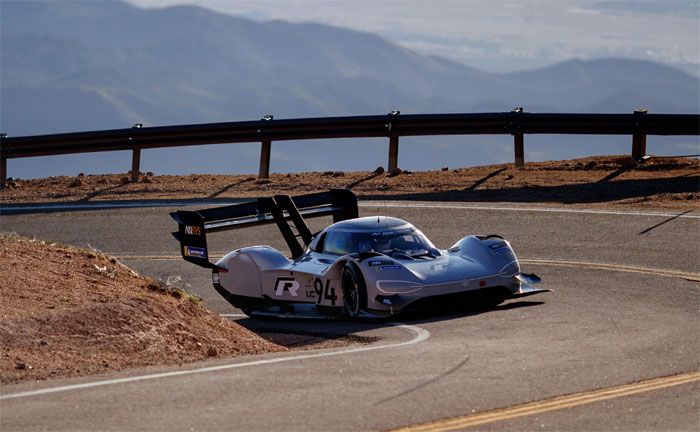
1;202;698;431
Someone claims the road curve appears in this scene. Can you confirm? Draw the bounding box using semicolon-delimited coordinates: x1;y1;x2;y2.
0;202;698;431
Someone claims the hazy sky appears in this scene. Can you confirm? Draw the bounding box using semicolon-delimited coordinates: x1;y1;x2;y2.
126;0;700;73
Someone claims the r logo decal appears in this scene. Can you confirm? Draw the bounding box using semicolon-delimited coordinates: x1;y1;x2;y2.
274;277;299;296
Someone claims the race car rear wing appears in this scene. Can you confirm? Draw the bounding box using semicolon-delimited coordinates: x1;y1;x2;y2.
170;188;358;268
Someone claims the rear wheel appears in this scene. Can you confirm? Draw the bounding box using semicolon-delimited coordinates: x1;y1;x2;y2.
342;263;367;318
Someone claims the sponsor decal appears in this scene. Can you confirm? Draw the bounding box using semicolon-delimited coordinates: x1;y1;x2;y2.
184;225;202;236
212;273;220;284
274;277;300;296
304;278;316;299
431;264;445;271
378;265;402;271
371;228;412;237
488;242;510;254
184;246;207;258
368;260;394;267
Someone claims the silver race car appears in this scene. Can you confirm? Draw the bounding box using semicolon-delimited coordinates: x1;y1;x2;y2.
171;189;549;318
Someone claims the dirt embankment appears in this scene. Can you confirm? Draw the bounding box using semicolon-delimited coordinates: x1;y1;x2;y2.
0;234;290;384
2;155;698;211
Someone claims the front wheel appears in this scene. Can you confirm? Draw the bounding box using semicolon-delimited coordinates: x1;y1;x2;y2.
341;263;367;318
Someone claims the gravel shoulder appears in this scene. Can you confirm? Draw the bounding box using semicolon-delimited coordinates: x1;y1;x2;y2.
2;155;698;211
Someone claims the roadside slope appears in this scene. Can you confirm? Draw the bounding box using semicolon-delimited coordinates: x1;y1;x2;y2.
0;234;286;384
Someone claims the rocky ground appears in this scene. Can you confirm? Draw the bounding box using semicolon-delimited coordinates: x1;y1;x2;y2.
2;156;698;211
0;234;366;384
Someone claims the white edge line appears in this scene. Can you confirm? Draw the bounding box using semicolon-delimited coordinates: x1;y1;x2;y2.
0;323;429;401
359;202;700;219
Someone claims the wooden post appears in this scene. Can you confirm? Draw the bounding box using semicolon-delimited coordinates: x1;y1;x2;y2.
632;108;648;160
131;147;141;182
514;132;524;167
258;139;272;179
388;136;399;171
0;156;6;190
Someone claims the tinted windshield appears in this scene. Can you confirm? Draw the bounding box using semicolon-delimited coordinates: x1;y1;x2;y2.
321;228;434;256
353;228;433;255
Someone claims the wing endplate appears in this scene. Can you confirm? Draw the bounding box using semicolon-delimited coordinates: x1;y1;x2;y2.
170;189;358;265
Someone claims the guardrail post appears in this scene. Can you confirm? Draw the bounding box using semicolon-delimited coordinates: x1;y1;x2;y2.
0;133;6;189
387;110;400;171
514;133;524;167
258;139;272;179
131;147;141;182
129;123;142;182
632;108;648;160
0;156;6;190
258;115;274;179
388;136;399;171
511;107;525;167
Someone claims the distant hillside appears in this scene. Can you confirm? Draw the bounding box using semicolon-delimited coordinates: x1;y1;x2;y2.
1;0;698;178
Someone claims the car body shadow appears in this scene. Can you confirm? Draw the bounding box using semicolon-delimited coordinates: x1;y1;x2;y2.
233;300;546;344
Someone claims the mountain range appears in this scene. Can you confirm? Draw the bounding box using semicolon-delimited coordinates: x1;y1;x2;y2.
1;0;698;178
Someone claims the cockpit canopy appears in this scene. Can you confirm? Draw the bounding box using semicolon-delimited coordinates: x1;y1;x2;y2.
311;217;436;257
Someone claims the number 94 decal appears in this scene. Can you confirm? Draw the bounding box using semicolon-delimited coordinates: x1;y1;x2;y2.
314;278;337;306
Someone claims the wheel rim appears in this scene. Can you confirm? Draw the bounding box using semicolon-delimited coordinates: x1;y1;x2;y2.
343;269;359;316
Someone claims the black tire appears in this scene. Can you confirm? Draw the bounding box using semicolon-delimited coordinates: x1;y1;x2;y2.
341;263;367;318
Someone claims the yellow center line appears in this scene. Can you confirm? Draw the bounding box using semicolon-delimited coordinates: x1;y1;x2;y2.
386;371;700;432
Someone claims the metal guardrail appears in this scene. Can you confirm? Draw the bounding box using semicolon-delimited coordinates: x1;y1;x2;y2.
1;109;699;187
